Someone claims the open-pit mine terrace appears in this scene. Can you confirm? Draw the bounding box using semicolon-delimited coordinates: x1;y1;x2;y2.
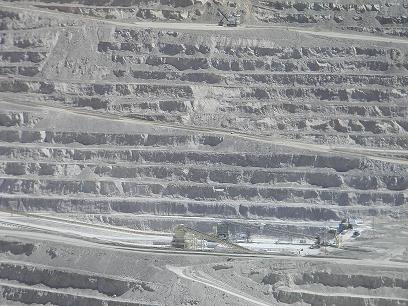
0;0;407;305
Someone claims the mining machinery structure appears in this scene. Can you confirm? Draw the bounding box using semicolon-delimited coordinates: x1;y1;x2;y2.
216;220;337;249
214;221;264;243
172;224;253;253
217;8;241;27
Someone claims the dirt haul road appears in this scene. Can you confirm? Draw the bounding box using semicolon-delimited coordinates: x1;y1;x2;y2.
1;1;408;45
1;216;408;269
2;96;408;167
167;265;274;306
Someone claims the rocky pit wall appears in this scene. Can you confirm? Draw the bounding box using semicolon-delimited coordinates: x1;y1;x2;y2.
0;13;408;226
3;0;408;37
0;1;407;305
1;17;408;148
0;113;406;222
0;236;258;306
0;233;407;305
0;0;407;224
192;259;408;305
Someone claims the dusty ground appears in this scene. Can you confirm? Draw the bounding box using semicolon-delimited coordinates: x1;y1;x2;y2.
0;0;407;305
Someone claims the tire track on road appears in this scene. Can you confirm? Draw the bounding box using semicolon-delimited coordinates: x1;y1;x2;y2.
167;265;273;306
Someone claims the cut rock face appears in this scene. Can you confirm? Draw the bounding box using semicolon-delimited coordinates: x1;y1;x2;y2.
0;0;407;226
0;1;407;305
